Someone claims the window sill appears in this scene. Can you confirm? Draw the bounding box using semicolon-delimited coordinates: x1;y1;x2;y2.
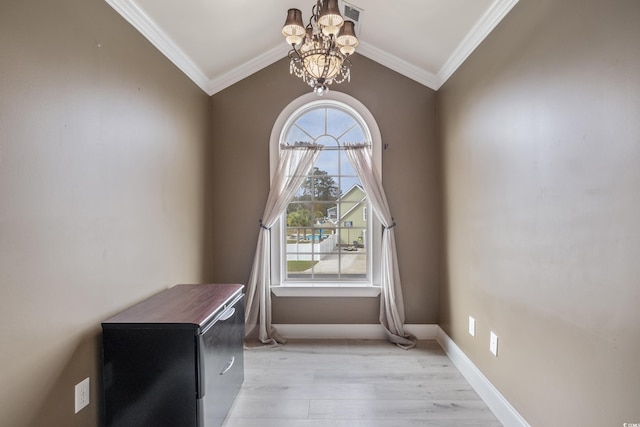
271;285;381;298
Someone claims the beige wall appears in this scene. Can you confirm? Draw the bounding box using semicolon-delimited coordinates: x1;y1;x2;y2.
0;0;211;426
438;0;640;425
211;55;441;324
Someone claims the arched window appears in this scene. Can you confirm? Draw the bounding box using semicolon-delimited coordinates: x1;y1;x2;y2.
270;92;382;297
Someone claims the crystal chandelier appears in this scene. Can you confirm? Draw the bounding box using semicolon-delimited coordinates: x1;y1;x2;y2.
282;0;359;96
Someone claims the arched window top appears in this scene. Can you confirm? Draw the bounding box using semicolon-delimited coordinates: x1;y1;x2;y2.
270;92;381;183
281;100;370;148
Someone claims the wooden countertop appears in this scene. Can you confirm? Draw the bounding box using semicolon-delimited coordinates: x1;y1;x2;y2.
102;283;244;327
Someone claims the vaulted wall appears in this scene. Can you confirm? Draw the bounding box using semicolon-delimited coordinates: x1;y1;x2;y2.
0;0;211;425
438;0;640;424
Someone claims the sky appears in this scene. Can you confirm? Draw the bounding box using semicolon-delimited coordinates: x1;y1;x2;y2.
285;105;368;194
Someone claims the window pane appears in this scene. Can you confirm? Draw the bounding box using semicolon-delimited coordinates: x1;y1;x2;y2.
315;202;337;220
314;147;340;176
340;254;367;278
339;224;365;246
339;177;361;195
285;125;313;144
286;257;315;279
327;108;356;137
291;186;306;200
294;109;325;138
340;125;366;144
286;202;313;230
340;150;357;176
308;175;339;200
313;251;339;276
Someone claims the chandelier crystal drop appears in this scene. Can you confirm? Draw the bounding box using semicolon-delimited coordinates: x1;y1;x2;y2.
282;0;359;95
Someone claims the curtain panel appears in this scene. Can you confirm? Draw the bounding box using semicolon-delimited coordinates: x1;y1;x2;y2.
244;143;322;345
344;143;417;349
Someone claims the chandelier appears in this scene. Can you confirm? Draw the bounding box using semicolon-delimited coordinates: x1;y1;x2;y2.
282;0;359;96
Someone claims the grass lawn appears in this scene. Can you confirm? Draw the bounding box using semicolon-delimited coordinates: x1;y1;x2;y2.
287;260;318;272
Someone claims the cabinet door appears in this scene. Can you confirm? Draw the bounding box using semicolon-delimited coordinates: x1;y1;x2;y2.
198;295;245;427
103;327;198;427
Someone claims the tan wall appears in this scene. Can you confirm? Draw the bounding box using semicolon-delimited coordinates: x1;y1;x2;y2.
438;0;640;425
211;55;441;324
0;0;211;426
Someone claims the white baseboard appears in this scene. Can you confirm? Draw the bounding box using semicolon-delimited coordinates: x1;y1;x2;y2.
273;323;438;340
272;323;529;427
436;327;530;427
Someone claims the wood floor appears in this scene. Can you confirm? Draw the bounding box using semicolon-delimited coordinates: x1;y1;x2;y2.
222;339;502;427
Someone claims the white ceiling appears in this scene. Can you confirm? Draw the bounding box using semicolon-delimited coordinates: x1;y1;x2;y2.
105;0;519;95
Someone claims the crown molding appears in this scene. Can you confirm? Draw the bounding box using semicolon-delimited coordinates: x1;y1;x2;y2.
207;45;288;95
105;0;211;93
357;41;439;90
436;0;520;88
105;0;519;95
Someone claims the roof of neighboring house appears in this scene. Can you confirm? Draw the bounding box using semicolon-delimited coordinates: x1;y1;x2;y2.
341;184;365;198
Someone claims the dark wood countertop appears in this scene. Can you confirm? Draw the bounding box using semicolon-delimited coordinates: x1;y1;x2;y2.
102;283;244;327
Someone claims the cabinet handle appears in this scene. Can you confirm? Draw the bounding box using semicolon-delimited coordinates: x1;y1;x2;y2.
219;306;235;321
220;356;235;375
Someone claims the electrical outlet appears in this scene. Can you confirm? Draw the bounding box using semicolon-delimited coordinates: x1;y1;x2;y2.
75;377;90;413
490;331;499;356
468;316;476;337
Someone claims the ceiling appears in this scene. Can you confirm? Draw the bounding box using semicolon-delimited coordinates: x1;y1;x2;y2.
105;0;519;95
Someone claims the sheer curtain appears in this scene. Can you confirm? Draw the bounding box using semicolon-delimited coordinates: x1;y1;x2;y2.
345;143;417;349
245;143;322;345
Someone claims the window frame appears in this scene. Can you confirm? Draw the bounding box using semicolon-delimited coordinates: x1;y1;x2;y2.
269;92;382;297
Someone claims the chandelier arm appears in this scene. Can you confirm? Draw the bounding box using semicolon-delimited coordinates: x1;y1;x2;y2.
321;40;333;79
311;1;320;27
288;47;302;61
321;54;330;80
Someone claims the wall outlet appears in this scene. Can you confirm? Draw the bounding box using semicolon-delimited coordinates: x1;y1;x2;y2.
490;331;499;356
468;316;476;337
75;377;90;413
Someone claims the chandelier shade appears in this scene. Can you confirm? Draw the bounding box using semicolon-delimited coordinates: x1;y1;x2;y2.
337;21;358;56
282;0;358;95
318;0;344;35
282;9;305;45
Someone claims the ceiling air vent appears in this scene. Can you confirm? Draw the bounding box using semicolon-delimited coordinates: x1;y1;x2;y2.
343;3;362;22
342;2;364;31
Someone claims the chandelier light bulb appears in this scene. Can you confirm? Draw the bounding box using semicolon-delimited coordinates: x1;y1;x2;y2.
339;45;356;56
285;35;303;46
322;25;340;37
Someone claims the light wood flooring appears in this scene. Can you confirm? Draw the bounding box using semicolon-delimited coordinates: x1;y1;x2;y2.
222;339;502;427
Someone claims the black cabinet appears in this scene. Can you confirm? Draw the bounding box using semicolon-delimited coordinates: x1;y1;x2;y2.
102;284;244;427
